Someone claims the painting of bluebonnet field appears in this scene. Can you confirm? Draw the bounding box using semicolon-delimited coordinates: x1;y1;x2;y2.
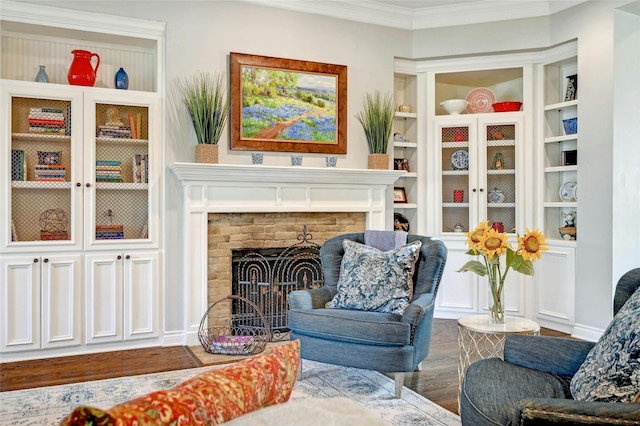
230;53;347;154
241;68;337;143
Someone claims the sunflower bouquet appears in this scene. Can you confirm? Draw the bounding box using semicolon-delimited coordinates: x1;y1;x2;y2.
458;221;548;323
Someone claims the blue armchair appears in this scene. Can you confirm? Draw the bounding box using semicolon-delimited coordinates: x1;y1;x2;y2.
460;268;640;425
287;232;447;398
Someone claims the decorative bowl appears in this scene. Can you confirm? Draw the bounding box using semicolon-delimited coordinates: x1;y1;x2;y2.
492;101;522;112
440;99;468;115
562;118;578;135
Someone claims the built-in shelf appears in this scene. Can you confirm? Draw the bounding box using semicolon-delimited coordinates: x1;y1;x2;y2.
544;100;578;111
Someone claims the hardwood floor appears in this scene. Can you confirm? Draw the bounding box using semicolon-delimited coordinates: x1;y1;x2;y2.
0;319;570;415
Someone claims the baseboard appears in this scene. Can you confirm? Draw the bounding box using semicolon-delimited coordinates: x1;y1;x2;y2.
571;323;604;342
162;331;187;347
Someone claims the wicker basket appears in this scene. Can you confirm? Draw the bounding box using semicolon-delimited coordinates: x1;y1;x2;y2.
195;144;219;163
198;295;270;355
368;153;389;170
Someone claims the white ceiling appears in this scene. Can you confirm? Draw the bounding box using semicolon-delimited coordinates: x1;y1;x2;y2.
242;0;588;29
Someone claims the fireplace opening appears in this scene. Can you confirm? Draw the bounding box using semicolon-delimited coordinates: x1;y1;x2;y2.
231;226;323;341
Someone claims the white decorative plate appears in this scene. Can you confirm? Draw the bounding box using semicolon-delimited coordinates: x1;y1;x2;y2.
559;181;577;201
451;149;469;170
466;88;497;113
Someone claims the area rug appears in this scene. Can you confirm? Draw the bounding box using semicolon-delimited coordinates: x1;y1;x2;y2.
0;360;460;425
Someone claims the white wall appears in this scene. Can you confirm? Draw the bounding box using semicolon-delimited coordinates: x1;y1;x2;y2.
612;4;640;288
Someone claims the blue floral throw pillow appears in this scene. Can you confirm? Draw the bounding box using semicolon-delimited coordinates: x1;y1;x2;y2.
325;239;422;315
570;288;640;402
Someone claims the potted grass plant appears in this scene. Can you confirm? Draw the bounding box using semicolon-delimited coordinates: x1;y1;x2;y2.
355;91;394;169
174;71;230;163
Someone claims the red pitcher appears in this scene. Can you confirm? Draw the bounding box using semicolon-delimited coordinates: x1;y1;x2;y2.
67;50;100;86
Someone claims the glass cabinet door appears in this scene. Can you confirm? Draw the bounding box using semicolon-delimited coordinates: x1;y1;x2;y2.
440;123;472;234
483;121;518;234
438;116;522;235
8;92;80;247
89;101;151;244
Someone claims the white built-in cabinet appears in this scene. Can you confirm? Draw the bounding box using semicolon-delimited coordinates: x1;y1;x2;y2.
433;113;527;318
392;64;422;233
1;254;82;352
533;41;578;333
0;1;165;360
85;252;159;344
396;46;579;331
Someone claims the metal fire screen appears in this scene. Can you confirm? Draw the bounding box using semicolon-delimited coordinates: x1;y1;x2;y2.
231;226;323;341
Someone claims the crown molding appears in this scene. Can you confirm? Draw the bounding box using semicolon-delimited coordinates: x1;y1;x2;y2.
0;1;166;38
240;0;588;30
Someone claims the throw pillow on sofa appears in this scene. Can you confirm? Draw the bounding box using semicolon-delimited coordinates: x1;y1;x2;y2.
570;288;640;402
326;239;422;315
59;339;300;425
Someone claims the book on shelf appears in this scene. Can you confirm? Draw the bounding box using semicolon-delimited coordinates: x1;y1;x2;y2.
28;118;65;126
11;150;26;181
95;176;123;182
96;224;124;240
40;230;69;240
96;160;123;182
28;108;66;134
133;154;148;183
34;164;66;181
96;160;122;166
28;126;66;134
128;112;137;139
65;105;72;136
97;125;132;138
136;113;142;140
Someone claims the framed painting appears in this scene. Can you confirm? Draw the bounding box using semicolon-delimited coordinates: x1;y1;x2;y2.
394;187;408;203
230;52;347;154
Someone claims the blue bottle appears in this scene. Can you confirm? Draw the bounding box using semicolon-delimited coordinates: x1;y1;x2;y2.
35;65;49;83
115;67;129;90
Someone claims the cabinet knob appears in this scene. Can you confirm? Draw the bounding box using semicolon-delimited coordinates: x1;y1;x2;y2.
479;188;484;192
86;183;91;188
125;255;131;260
472;188;477;193
76;182;81;187
34;258;39;263
117;255;122;260
43;258;49;263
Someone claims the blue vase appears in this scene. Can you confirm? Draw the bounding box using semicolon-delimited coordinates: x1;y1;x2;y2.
115;67;129;90
35;65;49;83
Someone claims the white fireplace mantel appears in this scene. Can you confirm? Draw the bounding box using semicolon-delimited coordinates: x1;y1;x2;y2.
170;162;406;343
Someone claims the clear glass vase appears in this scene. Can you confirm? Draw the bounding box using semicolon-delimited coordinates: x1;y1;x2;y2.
488;274;505;324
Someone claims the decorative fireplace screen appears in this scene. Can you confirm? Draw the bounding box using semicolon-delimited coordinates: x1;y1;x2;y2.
231;226;323;341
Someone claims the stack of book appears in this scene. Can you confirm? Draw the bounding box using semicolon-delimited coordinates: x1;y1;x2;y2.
96;160;123;182
40;230;68;240
29;107;65;134
11;150;26;181
133;154;148;183
96;224;124;240
97;125;132;138
35;164;66;181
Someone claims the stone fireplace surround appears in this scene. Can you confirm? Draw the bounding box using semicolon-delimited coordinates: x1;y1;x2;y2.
170;163;405;344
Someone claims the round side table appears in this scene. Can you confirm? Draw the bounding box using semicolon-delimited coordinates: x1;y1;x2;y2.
457;314;540;409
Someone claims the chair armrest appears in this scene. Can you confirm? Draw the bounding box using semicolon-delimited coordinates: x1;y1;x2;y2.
288;287;333;310
517;399;640;425
401;293;434;326
504;335;595;377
